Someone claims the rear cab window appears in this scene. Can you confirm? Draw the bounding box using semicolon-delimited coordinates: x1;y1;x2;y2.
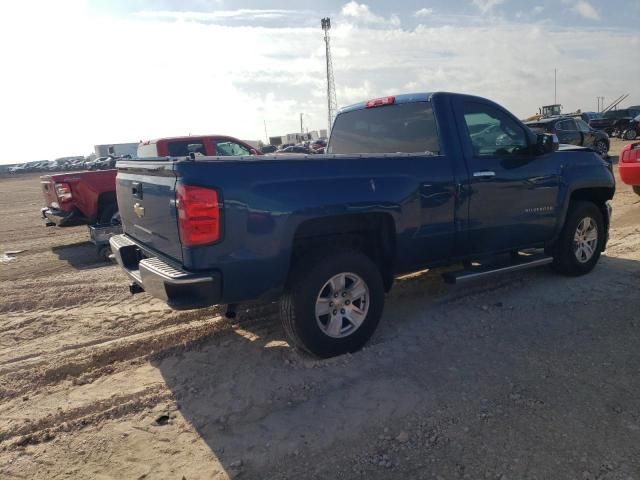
328;102;440;154
167;140;206;157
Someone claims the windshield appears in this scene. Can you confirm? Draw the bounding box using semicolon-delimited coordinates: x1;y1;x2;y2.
328;102;440;154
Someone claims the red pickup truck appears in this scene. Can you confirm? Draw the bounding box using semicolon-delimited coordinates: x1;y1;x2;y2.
41;170;119;226
40;135;261;227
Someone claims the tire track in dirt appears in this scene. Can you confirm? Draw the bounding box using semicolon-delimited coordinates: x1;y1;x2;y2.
0;385;172;448
0;301;281;401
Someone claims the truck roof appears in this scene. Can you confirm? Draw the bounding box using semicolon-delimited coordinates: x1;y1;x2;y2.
139;135;244;145
338;92;436;114
337;91;502;115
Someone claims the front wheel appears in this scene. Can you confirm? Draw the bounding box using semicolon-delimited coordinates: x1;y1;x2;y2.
633;186;640;196
551;201;604;276
623;129;638;141
280;250;385;358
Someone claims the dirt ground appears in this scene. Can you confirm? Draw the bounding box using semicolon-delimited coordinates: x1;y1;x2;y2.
1;140;639;480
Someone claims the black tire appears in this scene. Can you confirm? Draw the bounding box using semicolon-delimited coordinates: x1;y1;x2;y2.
98;203;118;225
633;186;640;196
280;249;385;358
97;246;112;262
551;201;604;276
594;139;608;156
624;129;638;141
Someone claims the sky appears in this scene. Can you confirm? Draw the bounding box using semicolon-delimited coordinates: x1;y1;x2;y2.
0;0;638;163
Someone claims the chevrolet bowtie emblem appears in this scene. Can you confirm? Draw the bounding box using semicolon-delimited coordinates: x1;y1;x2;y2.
133;202;145;218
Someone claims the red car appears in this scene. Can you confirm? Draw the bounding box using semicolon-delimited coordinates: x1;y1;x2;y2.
619;142;640;195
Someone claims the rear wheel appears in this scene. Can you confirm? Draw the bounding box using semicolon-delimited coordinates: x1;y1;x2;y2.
594;139;608;156
551;201;604;276
280;250;385;358
624;129;638;141
97;245;112;262
98;203;119;225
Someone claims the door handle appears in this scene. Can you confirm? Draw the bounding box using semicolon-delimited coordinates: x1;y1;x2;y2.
473;170;496;178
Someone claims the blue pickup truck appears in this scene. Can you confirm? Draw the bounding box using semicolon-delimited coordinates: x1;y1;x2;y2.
110;92;614;357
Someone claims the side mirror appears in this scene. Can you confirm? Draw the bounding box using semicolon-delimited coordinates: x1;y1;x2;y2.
536;133;559;155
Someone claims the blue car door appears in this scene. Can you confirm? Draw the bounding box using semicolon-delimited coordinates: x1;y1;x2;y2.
453;98;561;255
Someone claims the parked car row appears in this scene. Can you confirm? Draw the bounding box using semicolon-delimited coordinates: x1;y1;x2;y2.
261;138;328;155
10;157;90;173
609;114;640;141
589;106;640;139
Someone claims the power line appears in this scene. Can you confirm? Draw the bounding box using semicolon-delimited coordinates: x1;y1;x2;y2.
321;17;338;132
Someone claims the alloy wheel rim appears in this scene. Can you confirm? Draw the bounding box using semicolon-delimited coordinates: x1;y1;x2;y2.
315;272;370;338
573;217;598;264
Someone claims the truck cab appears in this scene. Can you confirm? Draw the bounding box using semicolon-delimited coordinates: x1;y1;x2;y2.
137;135;261;158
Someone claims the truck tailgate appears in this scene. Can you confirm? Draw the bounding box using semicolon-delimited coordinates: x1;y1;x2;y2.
116;161;182;262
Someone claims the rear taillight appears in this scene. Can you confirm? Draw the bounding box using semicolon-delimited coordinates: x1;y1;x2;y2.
176;184;220;246
54;182;72;202
621;143;640;163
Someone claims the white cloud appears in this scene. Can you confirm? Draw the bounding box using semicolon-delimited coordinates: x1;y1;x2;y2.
340;2;400;26
135;9;299;22
0;3;637;163
532;6;545;14
571;1;601;20
414;8;434;18
471;0;506;14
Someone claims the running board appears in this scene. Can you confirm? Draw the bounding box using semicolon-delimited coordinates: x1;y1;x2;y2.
442;254;553;284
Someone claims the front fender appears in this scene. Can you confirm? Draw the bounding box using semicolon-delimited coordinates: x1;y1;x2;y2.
551;152;615;245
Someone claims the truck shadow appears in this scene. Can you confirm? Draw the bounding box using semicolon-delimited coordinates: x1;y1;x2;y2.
150;254;640;478
51;241;110;269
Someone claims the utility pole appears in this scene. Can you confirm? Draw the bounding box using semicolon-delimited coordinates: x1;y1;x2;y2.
554;68;557;105
321;17;338;132
300;113;304;135
263;120;269;143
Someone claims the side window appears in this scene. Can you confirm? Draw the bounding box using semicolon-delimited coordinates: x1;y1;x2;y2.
462;102;528;157
576;119;591;133
557;119;577;132
216;141;250;156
